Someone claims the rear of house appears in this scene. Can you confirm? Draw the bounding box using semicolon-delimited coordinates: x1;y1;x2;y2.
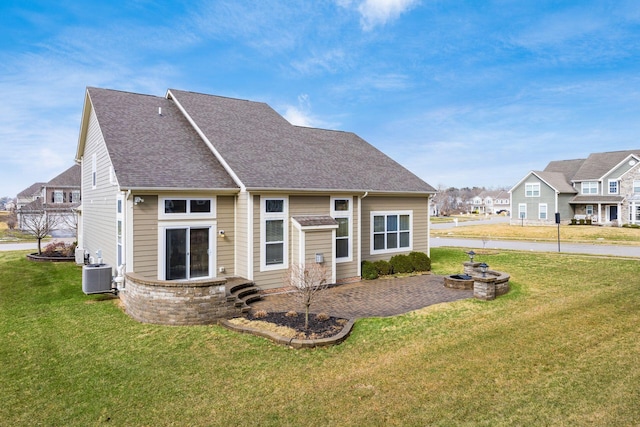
75;87;436;296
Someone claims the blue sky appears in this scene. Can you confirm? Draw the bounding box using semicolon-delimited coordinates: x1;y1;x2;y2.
2;0;640;197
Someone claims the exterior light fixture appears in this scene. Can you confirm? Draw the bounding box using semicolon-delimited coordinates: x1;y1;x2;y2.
479;262;489;277
218;230;225;238
466;250;476;262
134;196;144;205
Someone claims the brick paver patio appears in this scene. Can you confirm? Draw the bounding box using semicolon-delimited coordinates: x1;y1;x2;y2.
250;273;473;319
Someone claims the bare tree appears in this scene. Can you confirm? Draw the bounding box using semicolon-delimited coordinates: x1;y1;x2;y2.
284;263;329;329
19;199;60;254
6;208;17;230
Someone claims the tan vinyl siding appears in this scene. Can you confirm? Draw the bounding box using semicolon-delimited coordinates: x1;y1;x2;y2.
216;195;235;276
132;195;158;278
304;229;333;284
81;108;119;272
235;191;249;278
361;196;429;263
289;195;330;216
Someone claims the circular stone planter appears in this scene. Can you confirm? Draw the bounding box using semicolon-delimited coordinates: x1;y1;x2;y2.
26;253;75;262
220;317;356;349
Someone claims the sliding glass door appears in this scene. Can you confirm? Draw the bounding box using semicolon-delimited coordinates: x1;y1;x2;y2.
165;227;211;280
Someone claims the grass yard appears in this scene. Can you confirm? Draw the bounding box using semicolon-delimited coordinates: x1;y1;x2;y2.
432;221;640;245
1;249;639;426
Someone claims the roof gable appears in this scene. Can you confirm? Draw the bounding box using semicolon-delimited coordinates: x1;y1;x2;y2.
46;164;80;188
83;88;238;190
168;89;435;194
572;149;640;181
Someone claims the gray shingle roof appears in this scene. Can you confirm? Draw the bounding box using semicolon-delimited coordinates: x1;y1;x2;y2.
571;150;640;181
46;164;80;188
569;195;625;204
543;158;585;179
168;89;435;194
17;182;45;198
533;171;576;193
87;88;239;190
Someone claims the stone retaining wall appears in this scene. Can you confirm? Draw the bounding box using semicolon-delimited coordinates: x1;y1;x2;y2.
120;273;238;325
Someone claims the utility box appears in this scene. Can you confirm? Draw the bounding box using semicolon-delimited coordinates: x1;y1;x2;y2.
82;264;113;294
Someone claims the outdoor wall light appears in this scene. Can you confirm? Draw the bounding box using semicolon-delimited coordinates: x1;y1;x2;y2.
315;253;324;264
479;262;489;277
466;250;476;262
218;230;225;238
134;196;144;205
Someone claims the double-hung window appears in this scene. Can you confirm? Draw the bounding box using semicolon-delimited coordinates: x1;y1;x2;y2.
539;203;547;220
332;198;352;262
518;203;527;219
525;183;540;197
371;211;412;254
261;197;288;270
634;181;640;194
53;190;63;203
582;181;598;194
609;180;618;194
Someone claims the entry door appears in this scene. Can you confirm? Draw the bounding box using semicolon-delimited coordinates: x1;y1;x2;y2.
165;227;211;280
609;206;618;221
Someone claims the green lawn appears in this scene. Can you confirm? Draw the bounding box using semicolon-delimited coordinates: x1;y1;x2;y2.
1;249;639;426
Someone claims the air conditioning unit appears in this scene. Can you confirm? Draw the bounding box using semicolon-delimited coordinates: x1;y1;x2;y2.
82;264;113;294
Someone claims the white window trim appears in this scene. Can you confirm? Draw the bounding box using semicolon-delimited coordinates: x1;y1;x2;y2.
586;205;594;216
331;197;353;263
608;179;619;195
53;190;64;204
582;181;598;195
116;194;125;268
518;203;527;219
539;203;548;220
370;210;413;255
260;196;289;272
634;180;640;194
525;183;540;197
158;197;216;220
157;221;216;281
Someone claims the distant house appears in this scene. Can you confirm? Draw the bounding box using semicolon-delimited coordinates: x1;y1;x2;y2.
468;190;510;214
16;165;81;236
74;87;436;293
510;150;640;226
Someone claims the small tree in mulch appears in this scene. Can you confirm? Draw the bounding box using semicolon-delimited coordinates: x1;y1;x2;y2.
284;263;328;330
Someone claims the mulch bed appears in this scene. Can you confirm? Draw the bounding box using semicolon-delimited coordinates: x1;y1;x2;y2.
246;311;348;340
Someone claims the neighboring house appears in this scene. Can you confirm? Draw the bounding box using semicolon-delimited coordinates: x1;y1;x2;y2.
74;87;436;292
510;150;640;226
468;190;510;214
16;165;81;236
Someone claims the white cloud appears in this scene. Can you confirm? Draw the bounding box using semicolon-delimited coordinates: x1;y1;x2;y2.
339;0;420;31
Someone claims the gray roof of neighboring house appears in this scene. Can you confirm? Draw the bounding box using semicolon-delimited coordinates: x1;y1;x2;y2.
571;149;640;181
167;89;435;194
86;87;239;190
569;195;625;204
543;158;585;179
46;164;80;188
533;171;577;193
17;182;45;198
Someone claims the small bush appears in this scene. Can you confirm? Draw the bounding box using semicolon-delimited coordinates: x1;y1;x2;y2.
42;241;76;257
409;252;431;272
390;254;413;274
315;312;330;322
253;310;268;319
361;261;378;280
285;310;298;317
373;260;392;276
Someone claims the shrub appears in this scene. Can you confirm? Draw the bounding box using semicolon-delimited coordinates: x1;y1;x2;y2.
373;260;392;276
315;312;330;322
390;254;413;274
253;310;268;319
409;252;431;272
42;241;76;257
285;310;298;317
361;261;378;280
